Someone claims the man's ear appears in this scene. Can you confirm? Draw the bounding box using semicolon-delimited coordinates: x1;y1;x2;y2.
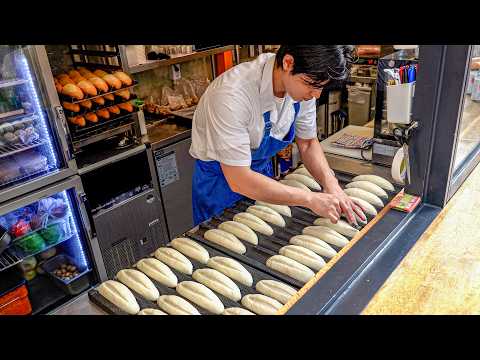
282;54;294;72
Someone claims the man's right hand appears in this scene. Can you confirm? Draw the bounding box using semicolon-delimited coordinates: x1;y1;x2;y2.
305;192;342;223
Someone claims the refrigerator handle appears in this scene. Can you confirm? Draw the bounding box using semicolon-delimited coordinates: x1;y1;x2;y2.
79;192;97;238
54;105;75;161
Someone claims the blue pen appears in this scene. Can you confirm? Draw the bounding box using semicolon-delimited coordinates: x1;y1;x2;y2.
408;66;415;83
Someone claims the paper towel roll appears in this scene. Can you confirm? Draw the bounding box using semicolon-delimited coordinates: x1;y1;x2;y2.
391;147;407;184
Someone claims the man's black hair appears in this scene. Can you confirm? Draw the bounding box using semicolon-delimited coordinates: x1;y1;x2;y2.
275;45;356;89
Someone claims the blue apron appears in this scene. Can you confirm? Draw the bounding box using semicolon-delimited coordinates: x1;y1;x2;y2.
192;102;301;225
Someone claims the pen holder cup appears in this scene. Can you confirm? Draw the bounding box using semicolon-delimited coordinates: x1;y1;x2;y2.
386;82;415;125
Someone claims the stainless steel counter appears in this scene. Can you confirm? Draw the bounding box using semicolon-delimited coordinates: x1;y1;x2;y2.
50;291;107;315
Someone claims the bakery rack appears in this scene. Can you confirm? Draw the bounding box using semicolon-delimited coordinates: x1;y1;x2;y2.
0;139;47;160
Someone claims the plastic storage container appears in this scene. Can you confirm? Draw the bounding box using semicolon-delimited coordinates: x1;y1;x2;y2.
348;85;372;126
41;254;90;296
0;272;32;315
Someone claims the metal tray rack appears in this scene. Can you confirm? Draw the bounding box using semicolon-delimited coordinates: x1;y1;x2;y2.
88;241;302;315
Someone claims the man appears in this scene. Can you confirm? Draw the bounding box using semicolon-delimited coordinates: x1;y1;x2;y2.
190;45;366;226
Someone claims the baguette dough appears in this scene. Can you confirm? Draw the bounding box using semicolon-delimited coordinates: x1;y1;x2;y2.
313;218;360;238
255;200;292;217
154;247;193;275
255;279;297;305
203;229;247;254
97;280;140;315
157;295;200;315
352;174;395;191
137;308;167;315
284;173;322;191
289;235;337;258
136;257;178;288
222;307;255;315
246;205;286;227
344;188;384;208
192;268;241;301
241;294;283;315
116;269;159;301
170;237;210;264
279;245;326;271
346;181;388;200
218;221;258;245
176;281;225;315
302;226;349;247
279;179;311;192
207;256;253;287
266;255;315;284
233;212;274;236
293;167;314;179
349;196;378;217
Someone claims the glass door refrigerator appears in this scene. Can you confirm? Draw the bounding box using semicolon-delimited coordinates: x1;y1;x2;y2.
0;46;105;315
0;45;76;203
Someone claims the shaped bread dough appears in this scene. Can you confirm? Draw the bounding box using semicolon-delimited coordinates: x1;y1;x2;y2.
233;212;274;236
116;269;159;301
207;256;253;287
344;188;384;208
313;218;360;238
266;255;315;284
136;257;178;288
279;245;326;271
289;235;337;258
157;295;200;315
352;174;395;191
255;200;292;217
293;167;314;179
137;308;167;315
346;181;388;200
176;281;225;315
218;221;258;245
279;179;311;192
170;237;210;264
302;226;349;247
255;280;297;305
97;280;140;315
192;268;241;302
284;173;322;191
241;294;283;315
222;307;255;315
349;196;378;217
246;205;286;227
154;247;193;275
203;229;247;254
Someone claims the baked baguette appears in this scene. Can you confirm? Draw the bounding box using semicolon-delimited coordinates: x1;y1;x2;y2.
102;74;122;90
246;205;286;227
289;235;337;258
116;89;131;100
79;99;92;110
116;269;159;301
222;307;255;315
218;221;258;245
279;245;326;271
88;76;109;93
136;257;178;288
107;105;121;115
346;181;388;200
241;294;283;315
352;174;395;191
302;226;349;247
85;112;98;123
203;229;247;254
170;237;210;264
113;71;133;86
157;295;200;315
279;179;311;191
76;80;97;96
62;101;80;113
313;218;359;238
284;173;321;190
96;109;110;119
255;200;291;217
349;196;378;217
118;102;134;112
176;281;225;315
233;212;273;236
92;96;105;106
255;279;297;305
70;115;86;127
137;308;167;315
207;256;253;287
93;69;109;77
154;247;193;275
103;93;115;101
68;70;82;79
61;83;84;100
192;268;241;302
266;255;315;284
344;188;384;208
97;280;140;315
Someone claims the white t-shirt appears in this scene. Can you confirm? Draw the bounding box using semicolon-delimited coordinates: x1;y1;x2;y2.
189;53;318;166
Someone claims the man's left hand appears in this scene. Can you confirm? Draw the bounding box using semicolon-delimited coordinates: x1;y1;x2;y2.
323;177;366;226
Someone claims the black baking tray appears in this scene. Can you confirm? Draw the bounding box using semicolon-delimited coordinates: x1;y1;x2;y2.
69;113;135;141
58;80;139;104
63;94;138;119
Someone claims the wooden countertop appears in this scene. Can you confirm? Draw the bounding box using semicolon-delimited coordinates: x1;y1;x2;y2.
362;161;480;315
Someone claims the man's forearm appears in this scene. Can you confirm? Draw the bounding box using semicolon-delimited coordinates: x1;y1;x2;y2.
297;137;337;188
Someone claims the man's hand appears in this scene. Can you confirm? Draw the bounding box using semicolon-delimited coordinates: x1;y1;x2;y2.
305;192;342;223
323;177;366;225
